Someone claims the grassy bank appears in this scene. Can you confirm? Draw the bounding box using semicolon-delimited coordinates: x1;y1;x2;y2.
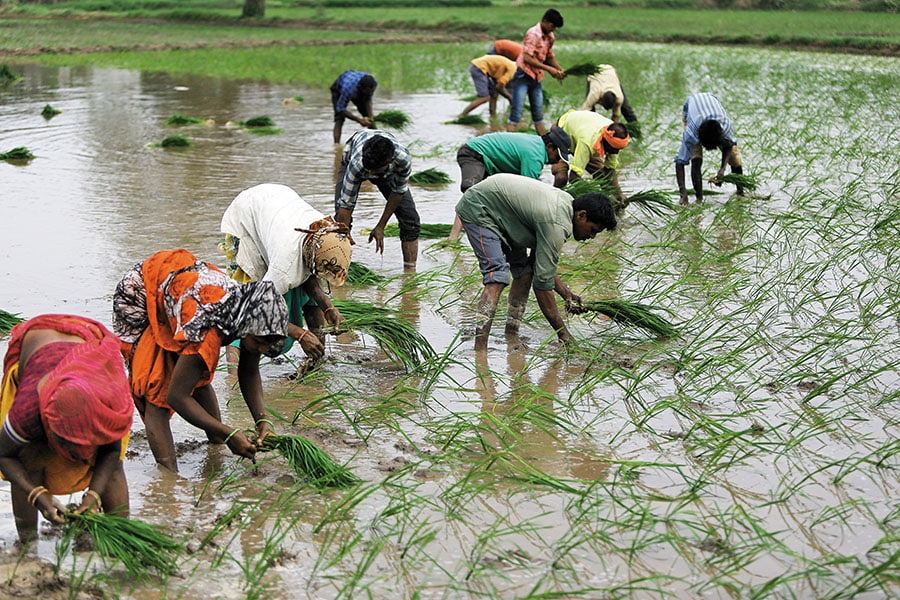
1;4;898;56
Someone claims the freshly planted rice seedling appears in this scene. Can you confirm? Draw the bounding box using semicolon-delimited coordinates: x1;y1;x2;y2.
348;261;387;285
61;512;183;578
715;173;759;191
260;434;361;489
0;309;24;335
564;63;600;77
157;135;191;147
0;147;35;161
569;299;678;338
446;114;486;126
332;299;437;370
372;110;411;130
166;113;205;126
409;168;452;185
383;223;452;239
41;104;62;119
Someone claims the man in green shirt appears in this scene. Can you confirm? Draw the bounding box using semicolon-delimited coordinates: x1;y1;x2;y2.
455;173;617;350
450;127;571;240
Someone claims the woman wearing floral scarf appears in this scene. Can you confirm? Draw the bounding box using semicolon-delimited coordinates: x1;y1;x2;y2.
113;248;288;472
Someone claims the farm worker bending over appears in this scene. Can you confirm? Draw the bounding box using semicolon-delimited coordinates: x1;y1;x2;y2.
580;64;639;125
487;39;523;61
507;8;566;136
331;70;377;144
334;129;421;269
557;109;631;205
455;173;617;351
675;92;744;205
459;55;517;120
0;314;133;542
221;183;352;367
449;127;573;240
113;249;288;472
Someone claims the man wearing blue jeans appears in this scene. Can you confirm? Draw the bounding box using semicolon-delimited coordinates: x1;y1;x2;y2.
507;8;566;135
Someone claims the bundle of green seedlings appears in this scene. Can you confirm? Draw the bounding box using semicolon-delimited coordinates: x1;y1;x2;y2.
0;147;35;161
409;167;453;185
372;110;411;130
0;64;21;83
383;223;452;239
61;512;183;579
156;135;191;148
41;104;62;119
165;113;205;126
331;299;437;370
624;120;642;139
563;176;616;198
347;261;387;285
0;309;24;335
564;63;600;77
715;172;759;191
568;299;678;338
236;115;281;134
259;434;361;489
623;190;676;216
446;114;486;126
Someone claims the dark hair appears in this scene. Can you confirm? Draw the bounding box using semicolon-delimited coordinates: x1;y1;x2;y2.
573;192;617;232
698;119;723;150
609;122;628;139
600;91;617;110
542;8;564;27
362;136;395;170
359;74;377;91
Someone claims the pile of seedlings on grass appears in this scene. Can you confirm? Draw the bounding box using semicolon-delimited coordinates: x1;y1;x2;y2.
0;147;35;162
409;167;453;185
446;114;487;126
152;135;191;148
331;299;437;371
165;113;208;126
372;110;411;130
41;104;62;119
1;309;24;335
59;512;183;579
567;298;678;339
382;223;452;239
259;434;361;489
348;261;387;286
0;65;21;83
713;172;759;191
564;63;600;77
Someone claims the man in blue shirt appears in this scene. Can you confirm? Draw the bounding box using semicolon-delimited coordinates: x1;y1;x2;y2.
334;129;420;268
675;92;744;205
330;70;377;144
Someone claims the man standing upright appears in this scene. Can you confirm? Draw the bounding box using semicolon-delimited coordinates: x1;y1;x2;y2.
506;8;566;136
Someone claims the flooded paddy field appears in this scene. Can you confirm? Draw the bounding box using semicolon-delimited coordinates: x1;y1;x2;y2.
0;40;898;598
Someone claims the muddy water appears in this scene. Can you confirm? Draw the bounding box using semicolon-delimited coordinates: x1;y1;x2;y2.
1;43;898;598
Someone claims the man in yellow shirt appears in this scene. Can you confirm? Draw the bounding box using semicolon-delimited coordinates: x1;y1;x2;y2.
458;55;517;120
557;109;631;204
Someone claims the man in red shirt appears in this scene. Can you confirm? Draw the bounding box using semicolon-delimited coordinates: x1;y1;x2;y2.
506;8;566;136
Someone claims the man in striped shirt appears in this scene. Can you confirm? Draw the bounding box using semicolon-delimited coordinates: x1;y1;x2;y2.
675;92;744;205
334;129;421;268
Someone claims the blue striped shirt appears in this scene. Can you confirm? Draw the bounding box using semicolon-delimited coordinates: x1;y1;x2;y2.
675;93;736;165
336;129;411;210
332;70;377;113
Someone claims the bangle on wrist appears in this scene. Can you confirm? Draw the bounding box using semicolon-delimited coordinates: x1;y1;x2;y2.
295;329;309;342
28;485;49;506
84;489;102;509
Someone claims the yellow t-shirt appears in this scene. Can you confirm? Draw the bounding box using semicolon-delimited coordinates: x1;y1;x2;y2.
470;55;517;87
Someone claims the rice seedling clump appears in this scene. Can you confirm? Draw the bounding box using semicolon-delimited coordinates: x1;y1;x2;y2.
0;147;35;161
564;63;601;77
383;223;452;239
332;299;437;370
372;110;412;130
348;261;388;285
446;114;486;126
569;299;678;338
166;113;206;126
0;309;25;335
241;115;275;128
715;172;759;191
156;135;191;148
0;64;21;83
409;168;453;185
259;434;361;489
41;104;62;119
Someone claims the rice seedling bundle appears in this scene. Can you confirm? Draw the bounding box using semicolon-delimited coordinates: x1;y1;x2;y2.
569;299;678;339
348;261;387;285
446;114;487;126
0;309;24;335
41;104;62;119
166;113;205;126
563;177;616;198
372;110;411;130
259;434;360;489
409;168;453;185
245;127;282;135
241;115;275;128
716;173;759;191
383;223;452;239
159;135;191;148
624;190;676;216
624;120;642;139
0;64;21;83
332;299;437;370
0;147;35;161
564;63;600;77
62;512;183;578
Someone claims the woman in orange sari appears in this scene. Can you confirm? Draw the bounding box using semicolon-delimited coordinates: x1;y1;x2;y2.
0;314;133;542
113;249;288;472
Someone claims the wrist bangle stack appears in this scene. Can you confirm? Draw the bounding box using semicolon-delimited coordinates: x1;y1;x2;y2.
28;485;49;506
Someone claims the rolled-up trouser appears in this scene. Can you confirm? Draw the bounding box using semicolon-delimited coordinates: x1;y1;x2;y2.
457;145;488;193
460;221;532;286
